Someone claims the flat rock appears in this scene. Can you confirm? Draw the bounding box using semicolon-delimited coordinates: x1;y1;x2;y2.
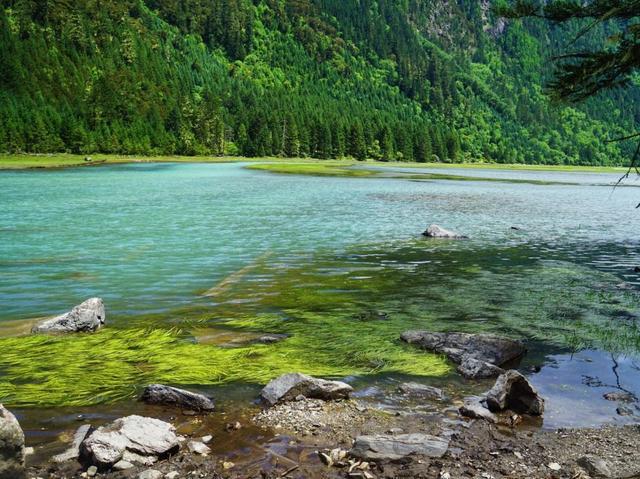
485;370;544;416
260;373;353;406
80;415;180;468
32;298;105;334
397;382;446;401
459;398;497;423
400;331;525;378
140;384;215;412
457;357;505;379
577;455;612;478
53;424;92;463
0;405;25;479
350;433;449;460
423;224;468;239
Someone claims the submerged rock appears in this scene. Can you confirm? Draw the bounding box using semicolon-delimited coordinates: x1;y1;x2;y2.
140;384;215;412
422;224;468;239
53;424;92;463
350;433;449;460
0;405;25;479
80;415;180;469
400;331;525;378
254;333;289;344
397;382;446;401
603;391;636;403
32;298;105;334
260;373;353;406
351;310;390;322
485;370;544;416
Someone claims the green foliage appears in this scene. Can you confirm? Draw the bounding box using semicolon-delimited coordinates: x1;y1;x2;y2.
0;0;637;165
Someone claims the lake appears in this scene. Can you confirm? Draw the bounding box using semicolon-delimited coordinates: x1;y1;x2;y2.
1;162;639;441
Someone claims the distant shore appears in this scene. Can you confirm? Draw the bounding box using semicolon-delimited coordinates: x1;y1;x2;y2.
0;153;629;173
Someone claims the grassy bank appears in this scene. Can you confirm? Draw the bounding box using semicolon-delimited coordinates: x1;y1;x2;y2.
0;153;629;173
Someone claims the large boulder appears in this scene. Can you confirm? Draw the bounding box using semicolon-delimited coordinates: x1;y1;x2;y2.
485;370;544;416
140;385;215;412
400;331;525;379
422;224;467;239
0;405;25;479
260;373;353;406
350;433;449;461
32;298;105;334
80;416;180;469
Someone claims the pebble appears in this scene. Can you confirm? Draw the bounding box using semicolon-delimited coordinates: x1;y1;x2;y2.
187;440;211;455
113;460;135;470
223;461;235;470
548;463;561;471
87;465;98;477
200;435;213;444
139;470;163;479
165;473;180;479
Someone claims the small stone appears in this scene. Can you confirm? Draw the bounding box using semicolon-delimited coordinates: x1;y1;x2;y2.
23;447;34;456
187;440;210;455
200;435;213;444
548;463;561;471
139;470;163;479
617;406;634;416
87;466;98;477
165;473;179;479
113;460;135;470
223;461;235;470
603;391;636;402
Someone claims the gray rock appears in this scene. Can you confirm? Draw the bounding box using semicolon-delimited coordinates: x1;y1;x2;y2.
603;391;636;403
254;334;288;344
423;224;468;239
165;472;179;479
260;373;353;406
80;415;180;468
577;455;612;478
32;298;105;334
113;460;135;470
350;433;449;460
485;370;544;416
186;440;210;455
400;331;525;378
140;385;215;412
459;398;497;423
457;357;505;379
0;405;25;479
139;470;163;479
397;382;446;401
87;465;98;477
616;406;634;416
53;424;92;463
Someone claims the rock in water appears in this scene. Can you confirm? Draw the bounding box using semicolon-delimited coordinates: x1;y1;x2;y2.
140;385;215;412
422;224;468;239
397;382;446;401
80;415;180;469
0;405;25;479
485;370;544;415
400;331;525;378
53;424;92;463
350;433;449;460
459;397;497;423
32;298;105;334
457;357;505;379
260;373;353;406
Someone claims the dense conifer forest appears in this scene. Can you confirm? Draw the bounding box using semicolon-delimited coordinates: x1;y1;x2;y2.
1;0;638;165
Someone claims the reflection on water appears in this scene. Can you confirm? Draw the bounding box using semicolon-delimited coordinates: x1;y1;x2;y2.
0;162;639;436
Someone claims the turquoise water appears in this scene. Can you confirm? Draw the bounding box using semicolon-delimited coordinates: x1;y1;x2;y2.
1;162;640;429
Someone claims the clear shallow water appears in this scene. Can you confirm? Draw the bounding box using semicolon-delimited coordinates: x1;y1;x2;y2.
1;162;640;431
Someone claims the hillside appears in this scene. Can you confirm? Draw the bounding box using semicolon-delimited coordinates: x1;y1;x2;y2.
0;0;637;165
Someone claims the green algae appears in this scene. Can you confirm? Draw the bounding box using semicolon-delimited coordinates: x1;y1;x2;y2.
246;162;377;178
1;240;638;408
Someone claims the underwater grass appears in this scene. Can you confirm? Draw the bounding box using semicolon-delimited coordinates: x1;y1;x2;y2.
246;162;378;177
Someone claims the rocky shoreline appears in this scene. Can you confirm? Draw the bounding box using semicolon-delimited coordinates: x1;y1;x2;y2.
3;297;640;479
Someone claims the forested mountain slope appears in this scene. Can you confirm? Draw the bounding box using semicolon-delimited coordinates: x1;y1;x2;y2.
1;0;637;165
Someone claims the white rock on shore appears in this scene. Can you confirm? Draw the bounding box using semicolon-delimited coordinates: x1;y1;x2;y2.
32;298;106;334
0;404;25;479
